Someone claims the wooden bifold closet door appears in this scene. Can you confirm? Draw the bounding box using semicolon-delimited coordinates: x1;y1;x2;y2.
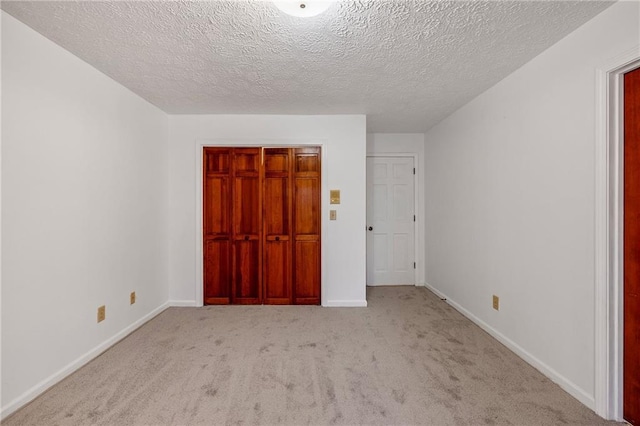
263;148;291;304
203;147;321;305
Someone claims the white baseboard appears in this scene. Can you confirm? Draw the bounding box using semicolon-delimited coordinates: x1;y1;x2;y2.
415;281;426;287
423;283;595;411
323;299;368;307
423;283;447;299
169;300;200;307
0;302;169;420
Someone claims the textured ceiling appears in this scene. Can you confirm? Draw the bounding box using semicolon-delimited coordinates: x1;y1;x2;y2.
2;0;613;132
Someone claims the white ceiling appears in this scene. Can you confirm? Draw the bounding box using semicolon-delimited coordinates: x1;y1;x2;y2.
2;0;613;132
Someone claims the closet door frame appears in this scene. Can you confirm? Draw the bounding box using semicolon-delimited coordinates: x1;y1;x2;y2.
196;141;326;307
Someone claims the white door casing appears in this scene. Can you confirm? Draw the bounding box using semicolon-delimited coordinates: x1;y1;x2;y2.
366;156;415;285
595;46;640;420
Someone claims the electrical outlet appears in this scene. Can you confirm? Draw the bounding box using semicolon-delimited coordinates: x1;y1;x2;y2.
330;210;337;220
130;291;136;305
492;295;500;311
97;305;106;323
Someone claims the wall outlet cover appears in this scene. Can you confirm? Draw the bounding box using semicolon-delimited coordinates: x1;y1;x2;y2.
330;190;340;204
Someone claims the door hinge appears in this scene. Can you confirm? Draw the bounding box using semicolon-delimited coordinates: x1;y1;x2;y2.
413;262;416;269
413;167;416;175
413;215;416;222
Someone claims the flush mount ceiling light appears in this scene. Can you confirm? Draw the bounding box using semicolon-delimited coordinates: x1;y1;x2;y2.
273;0;335;17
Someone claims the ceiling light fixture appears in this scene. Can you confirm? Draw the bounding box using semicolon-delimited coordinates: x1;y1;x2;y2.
273;0;335;18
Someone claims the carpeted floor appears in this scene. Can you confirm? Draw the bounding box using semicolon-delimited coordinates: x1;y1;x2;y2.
4;286;619;425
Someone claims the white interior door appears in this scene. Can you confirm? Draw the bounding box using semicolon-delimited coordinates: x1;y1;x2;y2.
366;156;415;286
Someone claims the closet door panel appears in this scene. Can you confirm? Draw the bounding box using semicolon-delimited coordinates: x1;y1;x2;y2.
293;147;321;305
294;240;320;303
264;239;291;303
231;148;261;304
203;148;232;304
204;240;230;304
234;149;260;173
294;178;320;235
233;239;260;303
233;177;260;235
263;148;292;304
264;149;289;173
264;177;289;235
203;177;229;234
204;149;230;173
295;151;320;173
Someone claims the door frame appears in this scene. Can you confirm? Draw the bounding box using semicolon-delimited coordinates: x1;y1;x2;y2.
366;153;420;286
194;139;327;307
595;45;640;420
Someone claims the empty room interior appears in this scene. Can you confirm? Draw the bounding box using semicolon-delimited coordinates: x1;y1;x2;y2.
1;0;640;424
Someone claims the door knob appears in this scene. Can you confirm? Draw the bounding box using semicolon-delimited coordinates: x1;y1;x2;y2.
244;235;249;241
275;236;280;241
368;226;373;231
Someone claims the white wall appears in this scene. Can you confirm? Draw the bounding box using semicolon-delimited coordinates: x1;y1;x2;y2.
168;115;367;307
367;133;426;286
424;1;638;410
1;12;169;417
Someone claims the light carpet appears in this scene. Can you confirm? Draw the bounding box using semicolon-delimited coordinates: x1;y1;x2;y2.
4;286;618;425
